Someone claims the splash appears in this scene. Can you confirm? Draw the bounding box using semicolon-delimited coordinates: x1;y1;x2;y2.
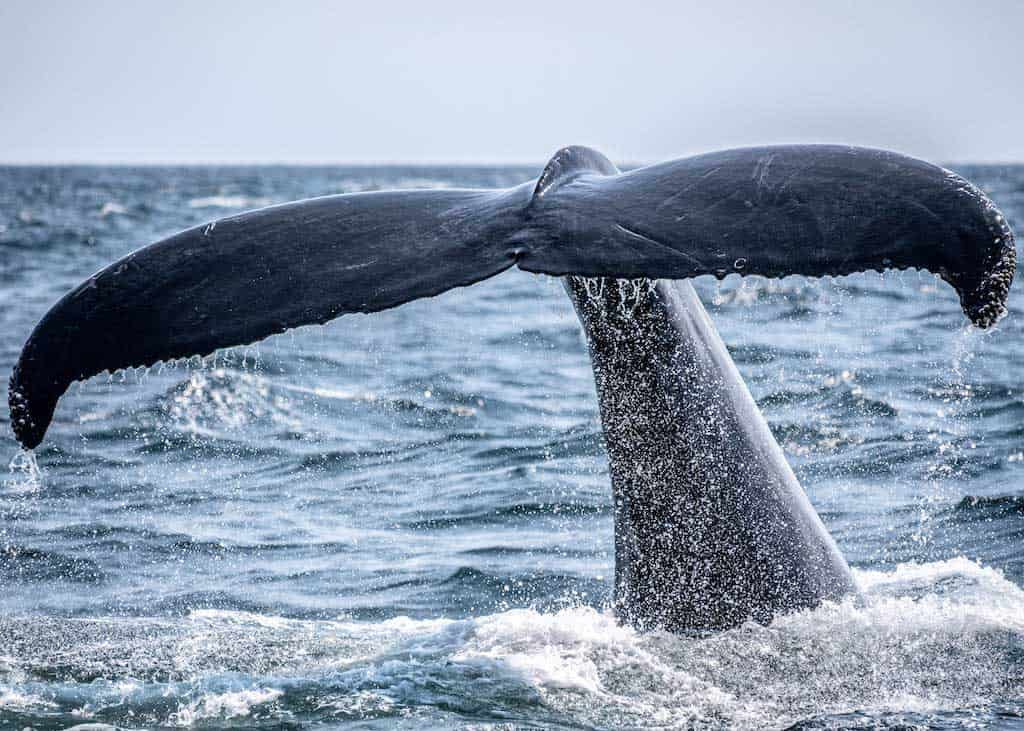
0;559;1020;729
170;686;284;725
4;449;41;493
162;369;302;433
914;324;985;546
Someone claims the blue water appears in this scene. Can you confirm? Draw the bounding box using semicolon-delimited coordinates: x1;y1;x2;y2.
1;164;1023;730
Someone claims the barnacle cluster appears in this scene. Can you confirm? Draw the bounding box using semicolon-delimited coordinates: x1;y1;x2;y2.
961;205;1016;329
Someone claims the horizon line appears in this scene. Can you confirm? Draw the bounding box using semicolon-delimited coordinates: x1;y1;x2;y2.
0;157;552;168
2;156;1023;168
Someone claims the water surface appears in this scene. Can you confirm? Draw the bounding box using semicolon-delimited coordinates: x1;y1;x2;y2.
1;164;1023;729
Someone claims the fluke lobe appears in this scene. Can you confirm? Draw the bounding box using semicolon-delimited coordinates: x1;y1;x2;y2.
8;145;1016;630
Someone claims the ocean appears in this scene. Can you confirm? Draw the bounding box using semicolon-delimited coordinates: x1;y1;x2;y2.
0;163;1022;729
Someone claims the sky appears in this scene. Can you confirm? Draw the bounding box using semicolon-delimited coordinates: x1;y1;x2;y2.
1;0;1022;165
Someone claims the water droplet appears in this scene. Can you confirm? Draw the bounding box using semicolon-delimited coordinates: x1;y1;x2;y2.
6;449;41;493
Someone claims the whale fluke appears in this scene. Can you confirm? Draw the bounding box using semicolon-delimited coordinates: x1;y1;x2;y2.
520;145;1015;328
8;188;526;449
9;145;1016;449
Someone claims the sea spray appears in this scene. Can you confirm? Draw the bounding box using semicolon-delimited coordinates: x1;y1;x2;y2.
4;449;41;493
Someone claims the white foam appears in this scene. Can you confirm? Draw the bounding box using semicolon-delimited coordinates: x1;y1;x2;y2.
98;201;127;218
0;686;56;710
189;608;302;630
452;607;625;694
171;686;283;724
348;559;1024;728
1;559;1021;729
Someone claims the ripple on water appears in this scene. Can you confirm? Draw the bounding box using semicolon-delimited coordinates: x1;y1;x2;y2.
2;163;1023;729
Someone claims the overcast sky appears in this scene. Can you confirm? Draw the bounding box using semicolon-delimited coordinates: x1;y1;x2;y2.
2;1;1021;164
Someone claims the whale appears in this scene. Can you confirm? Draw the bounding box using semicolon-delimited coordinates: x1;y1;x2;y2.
8;144;1016;630
565;275;856;629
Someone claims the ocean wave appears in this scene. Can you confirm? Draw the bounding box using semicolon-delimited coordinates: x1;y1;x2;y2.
403;500;609;530
326;177;455;194
98;201;128;218
187;195;272;209
0;558;1020;729
3;160;1024;730
0;544;104;583
470;428;604;465
953;494;1024;519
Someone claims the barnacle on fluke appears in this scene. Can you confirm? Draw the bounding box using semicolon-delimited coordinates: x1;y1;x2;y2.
939;171;1017;328
958;226;1016;329
958;239;1016;328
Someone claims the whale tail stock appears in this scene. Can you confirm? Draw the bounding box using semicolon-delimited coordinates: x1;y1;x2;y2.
9;145;1016;448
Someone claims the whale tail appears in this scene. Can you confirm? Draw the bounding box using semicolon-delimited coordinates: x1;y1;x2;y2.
9;145;1016;448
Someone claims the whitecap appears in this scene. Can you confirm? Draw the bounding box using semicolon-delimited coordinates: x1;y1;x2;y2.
98;201;127;218
171;686;283;725
187;195;272;209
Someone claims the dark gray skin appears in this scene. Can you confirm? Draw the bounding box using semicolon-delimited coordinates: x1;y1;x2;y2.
566;276;854;630
8;145;1015;631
